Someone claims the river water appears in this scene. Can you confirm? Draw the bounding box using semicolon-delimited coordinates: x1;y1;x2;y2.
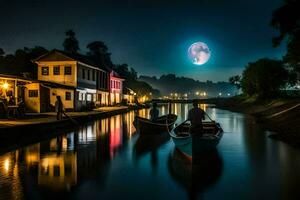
0;104;300;200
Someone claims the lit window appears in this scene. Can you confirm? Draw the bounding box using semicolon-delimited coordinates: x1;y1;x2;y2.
41;67;49;75
28;90;38;97
64;66;72;75
53;66;60;75
87;94;92;101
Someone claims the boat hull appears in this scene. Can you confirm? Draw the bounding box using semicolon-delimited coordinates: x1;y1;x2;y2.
170;122;223;161
134;114;177;135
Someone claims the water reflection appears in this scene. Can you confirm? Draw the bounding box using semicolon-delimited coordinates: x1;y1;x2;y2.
1;104;300;200
168;149;223;200
133;133;170;173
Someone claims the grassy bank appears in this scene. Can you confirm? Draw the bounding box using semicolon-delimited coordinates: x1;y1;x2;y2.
215;95;300;148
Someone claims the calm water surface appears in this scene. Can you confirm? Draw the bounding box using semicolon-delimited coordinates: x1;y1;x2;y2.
1;104;300;200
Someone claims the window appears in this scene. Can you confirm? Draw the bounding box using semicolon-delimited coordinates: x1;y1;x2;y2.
65;91;72;101
82;69;85;79
92;70;96;81
64;66;72;75
53;66;60;75
87;94;92;101
41;67;49;75
28;90;38;97
87;70;90;80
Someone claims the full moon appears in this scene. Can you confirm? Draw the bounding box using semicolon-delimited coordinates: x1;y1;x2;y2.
188;42;211;65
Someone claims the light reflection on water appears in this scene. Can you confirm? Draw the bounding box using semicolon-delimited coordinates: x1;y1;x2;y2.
0;104;300;200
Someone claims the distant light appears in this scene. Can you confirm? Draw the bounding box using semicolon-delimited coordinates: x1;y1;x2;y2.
195;92;199;95
4;158;10;172
227;93;231;96
203;92;207;96
219;93;222;96
2;82;9;90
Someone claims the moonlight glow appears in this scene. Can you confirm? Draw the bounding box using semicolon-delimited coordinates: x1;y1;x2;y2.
188;42;211;65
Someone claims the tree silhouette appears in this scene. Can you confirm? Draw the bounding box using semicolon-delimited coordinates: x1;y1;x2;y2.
63;29;80;54
241;58;288;98
86;41;113;68
0;48;4;57
229;75;241;89
271;0;300;76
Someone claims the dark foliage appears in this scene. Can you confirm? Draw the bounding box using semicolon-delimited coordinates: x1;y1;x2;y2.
0;46;48;78
114;64;160;97
229;75;241;89
241;58;289;98
86;41;113;69
271;0;300;77
63;29;80;54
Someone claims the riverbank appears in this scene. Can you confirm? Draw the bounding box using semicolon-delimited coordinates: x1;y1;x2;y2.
214;96;300;148
0;105;148;154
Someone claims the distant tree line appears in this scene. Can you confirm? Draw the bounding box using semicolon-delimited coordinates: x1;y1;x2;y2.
0;29;158;96
229;0;300;99
139;74;237;97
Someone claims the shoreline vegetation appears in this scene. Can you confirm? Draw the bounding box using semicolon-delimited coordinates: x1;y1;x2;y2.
214;95;300;148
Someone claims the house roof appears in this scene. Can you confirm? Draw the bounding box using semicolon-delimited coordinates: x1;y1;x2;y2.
39;80;75;90
110;70;124;80
0;73;34;82
33;49;112;72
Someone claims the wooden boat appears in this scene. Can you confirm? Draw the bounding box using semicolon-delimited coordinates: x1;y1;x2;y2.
133;114;177;135
169;121;223;161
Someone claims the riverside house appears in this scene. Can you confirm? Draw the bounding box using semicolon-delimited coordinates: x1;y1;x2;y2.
28;50;123;112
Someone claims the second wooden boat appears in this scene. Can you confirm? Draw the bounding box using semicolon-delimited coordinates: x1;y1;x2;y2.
133;114;177;135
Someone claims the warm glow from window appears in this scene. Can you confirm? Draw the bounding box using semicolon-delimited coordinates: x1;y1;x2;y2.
1;82;9;90
4;158;10;172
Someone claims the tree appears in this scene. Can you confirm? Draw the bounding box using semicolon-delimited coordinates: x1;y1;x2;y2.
0;48;4;57
229;75;241;89
271;0;300;76
0;46;48;77
241;58;289;98
63;30;80;54
86;41;113;68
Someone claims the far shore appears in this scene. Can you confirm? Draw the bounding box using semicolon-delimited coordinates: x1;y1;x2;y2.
213;96;300;148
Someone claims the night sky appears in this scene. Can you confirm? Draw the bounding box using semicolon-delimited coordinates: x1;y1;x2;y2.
0;0;286;81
